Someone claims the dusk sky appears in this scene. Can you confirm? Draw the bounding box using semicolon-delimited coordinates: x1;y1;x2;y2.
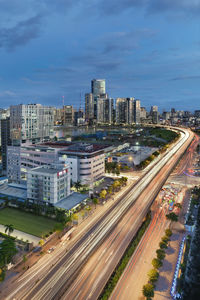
0;0;199;111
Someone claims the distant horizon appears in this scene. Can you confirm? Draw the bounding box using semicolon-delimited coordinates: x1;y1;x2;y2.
0;1;199;111
0;100;199;113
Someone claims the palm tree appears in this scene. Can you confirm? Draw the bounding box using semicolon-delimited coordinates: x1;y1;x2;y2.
4;224;14;236
74;181;82;191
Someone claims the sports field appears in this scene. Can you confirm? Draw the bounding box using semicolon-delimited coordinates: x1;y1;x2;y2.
0;207;57;237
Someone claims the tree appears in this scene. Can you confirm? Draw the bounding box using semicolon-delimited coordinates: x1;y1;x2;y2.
4;224;14;236
165;228;172;237
107;186;113;194
142;283;154;298
74;181;82;191
152;258;162;269
174;203;182;209
112;180;120;191
23;254;27;268
148;269;159;283
115;168;120;176
0;238;17;266
92;197;99;209
161;235;170;244
55;209;66;223
156;249;165;260
38;239;44;246
166;212;178;229
159;241;168;249
99;189;107;199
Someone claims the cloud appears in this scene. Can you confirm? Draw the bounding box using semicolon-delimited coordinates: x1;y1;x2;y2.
99;29;156;54
0;15;42;51
149;0;200;15
171;75;200;81
0;90;16;97
97;0;146;15
95;0;200;17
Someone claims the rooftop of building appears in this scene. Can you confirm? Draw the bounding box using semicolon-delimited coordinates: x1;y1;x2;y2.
0;183;27;199
60;142;109;154
29;166;68;175
54;192;88;211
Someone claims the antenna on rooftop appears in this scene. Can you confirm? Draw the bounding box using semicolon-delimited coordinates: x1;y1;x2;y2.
62;96;65;107
79;92;82;110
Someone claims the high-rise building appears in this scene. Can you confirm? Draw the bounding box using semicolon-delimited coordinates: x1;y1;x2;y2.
133;99;141;124
150;105;159;124
96;97;113;124
85;93;94;121
1;117;11;174
150;106;158;113
10;104;54;142
0;108;9;146
63;105;74;125
116;98;134;124
140;107;147;120
54;108;63;125
91;79;106;96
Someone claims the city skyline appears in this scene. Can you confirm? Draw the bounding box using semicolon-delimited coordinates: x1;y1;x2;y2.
0;1;199;110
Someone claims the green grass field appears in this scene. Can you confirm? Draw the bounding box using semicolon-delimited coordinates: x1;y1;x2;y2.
0;207;58;237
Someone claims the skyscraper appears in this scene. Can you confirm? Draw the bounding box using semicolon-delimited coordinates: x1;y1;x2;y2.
1;117;11;174
116;98;134;124
133;99;141;124
91;79;106;96
85;93;94;121
63;105;74;125
10;104;54;142
97;98;113;124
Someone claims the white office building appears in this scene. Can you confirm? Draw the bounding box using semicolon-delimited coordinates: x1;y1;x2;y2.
27;165;70;204
59;143;107;184
7;141;108;185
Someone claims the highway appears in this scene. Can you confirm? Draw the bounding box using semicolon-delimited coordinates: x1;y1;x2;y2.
5;127;193;300
60;129;193;300
109;133;199;300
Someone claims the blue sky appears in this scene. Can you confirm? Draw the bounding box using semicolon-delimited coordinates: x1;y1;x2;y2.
0;0;199;111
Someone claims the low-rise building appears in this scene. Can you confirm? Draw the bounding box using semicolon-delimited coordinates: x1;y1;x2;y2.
27;165;70;204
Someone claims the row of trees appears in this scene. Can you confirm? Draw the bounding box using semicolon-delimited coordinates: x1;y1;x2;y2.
142;228;173;299
138;128;181;170
98;177;128;201
105;162;121;175
2;197;68;224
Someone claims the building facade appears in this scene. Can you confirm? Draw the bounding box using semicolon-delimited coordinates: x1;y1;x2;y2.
133;99;141;124
59;143;106;184
10;104;54;141
1;117;11;174
116;98;134;124
85;93;94;121
27;165;70;204
97;98;113;124
63;105;74;125
91;79;106;96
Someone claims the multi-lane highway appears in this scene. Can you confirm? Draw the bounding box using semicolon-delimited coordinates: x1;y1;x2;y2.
5;127;193;300
110;133;199;300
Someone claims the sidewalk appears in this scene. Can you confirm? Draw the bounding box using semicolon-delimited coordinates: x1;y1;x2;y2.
0;224;40;245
